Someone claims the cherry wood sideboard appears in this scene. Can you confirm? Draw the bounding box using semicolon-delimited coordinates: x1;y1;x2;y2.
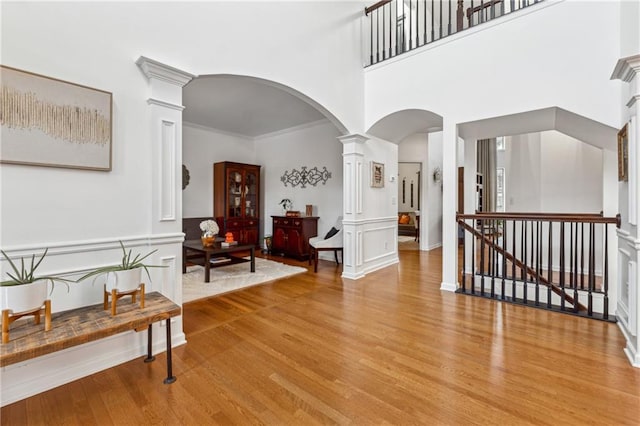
271;216;318;260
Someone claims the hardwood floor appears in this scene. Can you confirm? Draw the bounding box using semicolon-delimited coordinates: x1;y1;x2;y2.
2;248;639;425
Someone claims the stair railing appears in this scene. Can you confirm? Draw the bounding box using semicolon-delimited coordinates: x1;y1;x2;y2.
365;0;543;66
456;212;620;321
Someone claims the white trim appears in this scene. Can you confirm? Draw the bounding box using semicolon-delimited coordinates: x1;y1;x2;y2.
611;53;640;82
253;118;330;140
0;233;185;258
440;281;458;292
183;120;253;141
1;326;187;406
147;98;185;111
160;120;177;221
427;242;442;251
626;95;640;108
136;56;196;87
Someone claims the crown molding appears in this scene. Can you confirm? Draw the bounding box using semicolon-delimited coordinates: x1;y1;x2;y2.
611;54;640;83
253;118;330;141
147;98;185;111
136;56;196;87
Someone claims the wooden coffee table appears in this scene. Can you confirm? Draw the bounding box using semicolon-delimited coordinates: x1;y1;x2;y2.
182;240;255;283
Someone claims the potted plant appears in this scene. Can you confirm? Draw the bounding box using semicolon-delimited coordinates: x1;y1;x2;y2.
199;219;219;247
0;248;72;314
78;241;165;293
279;198;292;212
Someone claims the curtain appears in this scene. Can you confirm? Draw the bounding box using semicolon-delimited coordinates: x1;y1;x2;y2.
477;138;496;212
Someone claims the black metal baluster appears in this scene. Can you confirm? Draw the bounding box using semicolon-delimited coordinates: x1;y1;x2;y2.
461;219;466;292
573;222;579;313
587;223;596;316
369;10;374;65
409;0;412;50
490;219;496;297
580;222;585;290
471;219;476;294
480;218;486;295
431;0;434;42
376;9;380;64
389;1;393;58
480;0;485;23
439;0;443;39
603;224;609;320
382;5;386;60
512;219;517;300
448;0;452;35
523;220;528;304
470;0;474;27
501;219;506;300
560;221;566;311
547;221;552;309
535;220;540;306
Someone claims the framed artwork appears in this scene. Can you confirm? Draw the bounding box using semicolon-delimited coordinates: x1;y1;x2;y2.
618;123;628;182
0;65;112;171
371;161;384;188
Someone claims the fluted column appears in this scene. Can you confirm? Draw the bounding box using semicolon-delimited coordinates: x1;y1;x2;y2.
339;134;368;279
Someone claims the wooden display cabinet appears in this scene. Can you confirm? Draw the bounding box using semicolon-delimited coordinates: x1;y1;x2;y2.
271;216;318;260
214;162;261;246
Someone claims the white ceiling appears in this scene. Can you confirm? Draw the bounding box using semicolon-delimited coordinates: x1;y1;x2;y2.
183;75;327;138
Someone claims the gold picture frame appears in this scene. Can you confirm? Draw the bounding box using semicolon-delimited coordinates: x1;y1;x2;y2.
371;161;384;188
618;123;628;182
0;65;112;171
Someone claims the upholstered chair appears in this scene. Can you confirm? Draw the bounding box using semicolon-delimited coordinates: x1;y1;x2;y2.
308;216;343;272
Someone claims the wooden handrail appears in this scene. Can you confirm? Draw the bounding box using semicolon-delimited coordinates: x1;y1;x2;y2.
466;0;503;19
458;220;588;312
457;212;620;227
365;0;392;15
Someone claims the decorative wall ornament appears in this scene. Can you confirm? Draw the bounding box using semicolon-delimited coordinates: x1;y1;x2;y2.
182;164;190;190
0;65;113;171
281;166;331;188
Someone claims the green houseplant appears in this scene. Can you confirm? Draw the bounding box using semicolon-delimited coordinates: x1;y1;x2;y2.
0;248;72;314
79;241;165;292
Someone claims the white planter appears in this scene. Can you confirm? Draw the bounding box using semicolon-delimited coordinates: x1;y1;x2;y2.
105;268;142;293
0;280;49;314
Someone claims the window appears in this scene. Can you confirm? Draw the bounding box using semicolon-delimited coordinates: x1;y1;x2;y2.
496;167;505;212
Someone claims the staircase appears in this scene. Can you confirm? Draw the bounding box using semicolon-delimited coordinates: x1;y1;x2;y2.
457;212;620;321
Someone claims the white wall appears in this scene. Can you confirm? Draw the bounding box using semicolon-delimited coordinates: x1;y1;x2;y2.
427;132;444;249
182;124;256;218
256;121;344;243
505;131;603;213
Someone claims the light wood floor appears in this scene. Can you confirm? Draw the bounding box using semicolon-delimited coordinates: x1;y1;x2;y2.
2;248;639;425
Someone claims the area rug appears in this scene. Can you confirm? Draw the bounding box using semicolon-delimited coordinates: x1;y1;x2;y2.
182;258;307;303
398;236;415;243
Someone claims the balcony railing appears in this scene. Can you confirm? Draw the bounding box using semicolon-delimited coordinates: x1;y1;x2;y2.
457;212;620;321
364;0;543;66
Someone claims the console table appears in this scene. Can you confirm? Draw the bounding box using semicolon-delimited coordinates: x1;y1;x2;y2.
0;292;181;385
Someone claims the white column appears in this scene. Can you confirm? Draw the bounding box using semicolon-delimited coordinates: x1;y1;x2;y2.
611;53;640;367
338;134;368;280
441;118;459;291
136;57;194;349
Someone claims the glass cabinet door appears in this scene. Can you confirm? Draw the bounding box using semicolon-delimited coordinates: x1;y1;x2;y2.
244;170;258;218
227;169;243;218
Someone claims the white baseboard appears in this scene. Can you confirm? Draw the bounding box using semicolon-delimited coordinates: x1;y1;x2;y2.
1;326;186;406
440;281;458;292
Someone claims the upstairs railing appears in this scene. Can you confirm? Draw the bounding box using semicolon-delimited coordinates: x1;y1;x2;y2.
364;0;543;66
457;212;620;321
